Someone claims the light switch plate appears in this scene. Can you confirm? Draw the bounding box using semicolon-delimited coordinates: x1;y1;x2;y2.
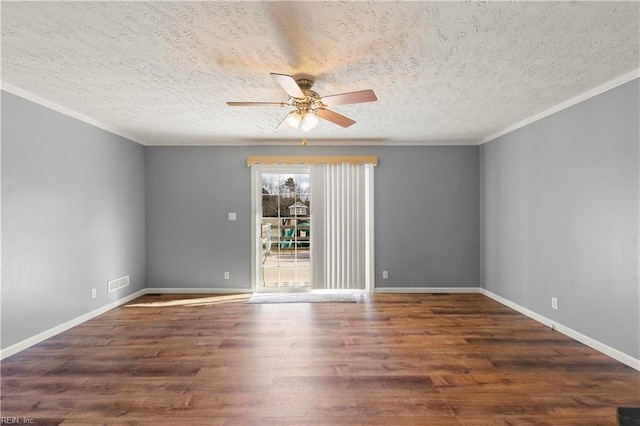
228;212;237;221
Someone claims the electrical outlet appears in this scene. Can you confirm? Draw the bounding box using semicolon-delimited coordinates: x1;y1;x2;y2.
551;297;558;310
228;212;237;221
224;272;230;280
91;288;97;299
382;270;389;279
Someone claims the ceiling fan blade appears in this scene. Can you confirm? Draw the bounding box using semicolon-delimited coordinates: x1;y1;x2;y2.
316;108;356;128
271;73;305;99
227;102;287;106
276;111;294;130
321;89;377;106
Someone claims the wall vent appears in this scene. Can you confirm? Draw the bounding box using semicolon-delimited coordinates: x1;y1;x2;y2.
107;275;130;293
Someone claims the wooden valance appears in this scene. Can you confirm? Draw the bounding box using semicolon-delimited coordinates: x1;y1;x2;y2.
246;155;378;166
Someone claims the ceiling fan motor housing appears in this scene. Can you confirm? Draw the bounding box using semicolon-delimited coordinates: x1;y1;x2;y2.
293;79;323;111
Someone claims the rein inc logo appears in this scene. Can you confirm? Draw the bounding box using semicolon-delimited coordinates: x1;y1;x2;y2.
1;418;35;425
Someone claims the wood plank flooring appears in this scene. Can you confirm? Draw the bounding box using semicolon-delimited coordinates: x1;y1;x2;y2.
1;293;638;425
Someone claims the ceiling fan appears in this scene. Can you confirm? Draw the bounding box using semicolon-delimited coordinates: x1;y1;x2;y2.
227;73;377;132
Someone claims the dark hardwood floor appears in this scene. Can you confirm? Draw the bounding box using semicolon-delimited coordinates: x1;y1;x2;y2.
1;293;638;425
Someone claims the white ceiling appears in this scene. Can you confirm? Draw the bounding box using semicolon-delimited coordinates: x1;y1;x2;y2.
2;1;639;146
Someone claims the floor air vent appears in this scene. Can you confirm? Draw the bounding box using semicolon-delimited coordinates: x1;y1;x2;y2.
108;275;130;293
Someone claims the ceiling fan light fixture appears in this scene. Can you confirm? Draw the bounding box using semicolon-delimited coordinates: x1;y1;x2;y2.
300;111;319;132
286;111;302;129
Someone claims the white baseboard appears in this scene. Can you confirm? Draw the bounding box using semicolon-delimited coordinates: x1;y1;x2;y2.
0;289;146;360
145;287;252;294
4;285;638;372
480;289;640;371
375;286;482;293
0;287;253;360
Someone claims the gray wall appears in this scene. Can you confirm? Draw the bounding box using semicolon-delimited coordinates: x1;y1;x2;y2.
145;146;251;289
145;145;480;289
1;91;146;349
375;146;479;287
480;78;639;358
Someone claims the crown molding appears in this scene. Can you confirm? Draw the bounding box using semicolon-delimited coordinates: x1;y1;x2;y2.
1;82;146;145
480;69;640;145
5;68;638;148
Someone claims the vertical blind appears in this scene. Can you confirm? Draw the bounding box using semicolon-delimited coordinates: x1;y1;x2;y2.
311;163;374;291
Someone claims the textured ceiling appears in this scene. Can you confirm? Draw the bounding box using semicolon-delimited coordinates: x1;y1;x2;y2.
2;1;639;146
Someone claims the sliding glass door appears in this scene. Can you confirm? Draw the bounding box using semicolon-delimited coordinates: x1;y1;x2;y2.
254;166;311;291
251;161;374;293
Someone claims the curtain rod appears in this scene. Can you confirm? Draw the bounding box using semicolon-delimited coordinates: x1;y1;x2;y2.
246;155;378;166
